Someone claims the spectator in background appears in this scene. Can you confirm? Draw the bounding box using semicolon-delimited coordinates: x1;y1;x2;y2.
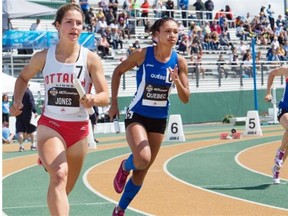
109;0;119;19
193;0;205;22
276;44;286;61
189;54;205;79
178;34;189;53
236;21;249;41
96;8;105;20
217;54;228;78
179;0;189;27
89;106;100;143
204;0;214;22
15;86;38;152
106;8;116;25
283;40;288;60
79;0;91;25
276;15;285;28
126;44;135;56
97;33;111;58
166;0;174;18
224;5;234;27
30;18;41;31
219;31;234;50
210;20;221;34
131;0;141;18
202;21;211;35
95;16;108;34
237;39;250;55
2;121;14;144
141;0;150;25
132;39;141;49
243;53;253;78
266;4;275;30
88;7;97;25
271;36;280;50
2;93;10;124
210;31;219;50
230;47;240;76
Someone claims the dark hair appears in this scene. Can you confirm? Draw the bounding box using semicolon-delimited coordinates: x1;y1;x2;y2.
2;94;8;101
150;17;177;36
52;3;84;26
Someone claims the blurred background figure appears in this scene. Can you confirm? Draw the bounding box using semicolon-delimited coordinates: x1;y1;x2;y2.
15;86;38;152
89;106;100;143
2;121;14;144
2;93;10;124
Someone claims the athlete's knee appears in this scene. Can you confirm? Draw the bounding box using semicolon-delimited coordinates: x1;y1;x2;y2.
49;166;68;186
134;153;151;170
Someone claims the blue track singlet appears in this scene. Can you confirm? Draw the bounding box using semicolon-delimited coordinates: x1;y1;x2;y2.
127;46;178;119
279;78;288;110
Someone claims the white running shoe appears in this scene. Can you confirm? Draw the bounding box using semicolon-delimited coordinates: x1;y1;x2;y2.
272;166;280;184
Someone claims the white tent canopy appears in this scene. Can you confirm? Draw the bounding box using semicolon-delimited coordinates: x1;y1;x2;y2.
2;73;41;94
2;0;57;19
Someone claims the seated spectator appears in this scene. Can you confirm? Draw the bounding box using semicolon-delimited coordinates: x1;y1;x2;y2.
202;21;211;35
242;49;251;61
127;44;135;56
217;54;228;78
276;15;285;28
219;32;234;50
111;28;123;49
177;20;186;43
118;17;131;39
210;20;222;34
96;8;105;20
276;45;286;61
193;54;205;79
95;16;107;34
105;27;114;47
210;31;220;50
202;32;212;50
237;39;250;56
271;36;280;50
242;53;253;78
97;33;111;58
229;48;240;76
144;20;152;33
236;21;249;40
255;50;262;71
106;8;116;25
283;40;288;60
190;31;202;55
177;34;189;54
133;39;141;49
2;121;14;144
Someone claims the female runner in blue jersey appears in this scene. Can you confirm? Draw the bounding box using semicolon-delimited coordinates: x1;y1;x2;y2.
108;17;190;215
265;65;288;184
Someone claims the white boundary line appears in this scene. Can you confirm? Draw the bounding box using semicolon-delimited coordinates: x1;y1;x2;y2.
163;141;288;212
235;141;288;181
82;154;155;216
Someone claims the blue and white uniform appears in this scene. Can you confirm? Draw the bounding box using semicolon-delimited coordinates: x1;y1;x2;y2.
128;46;178;119
278;78;288;111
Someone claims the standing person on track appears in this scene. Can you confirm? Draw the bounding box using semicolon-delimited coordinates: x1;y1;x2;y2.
265;65;288;184
15;86;38;152
9;3;109;215
108;17;190;215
